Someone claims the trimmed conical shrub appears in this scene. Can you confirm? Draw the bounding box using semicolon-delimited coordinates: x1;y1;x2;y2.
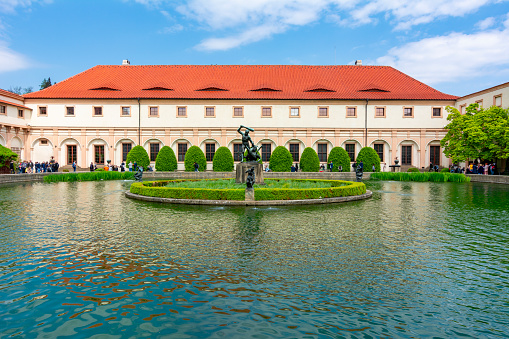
356;146;381;172
155;146;177;171
327;147;351;172
269;146;294;172
212;147;234;171
184;146;207;172
126;145;150;169
299;147;320;172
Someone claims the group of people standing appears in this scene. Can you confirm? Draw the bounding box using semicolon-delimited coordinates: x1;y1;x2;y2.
466;162;497;175
10;159;59;174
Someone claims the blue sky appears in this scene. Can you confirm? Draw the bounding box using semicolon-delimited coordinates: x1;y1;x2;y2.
1;0;508;96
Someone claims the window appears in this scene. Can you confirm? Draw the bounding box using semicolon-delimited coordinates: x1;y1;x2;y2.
66;107;75;116
0;105;5;114
290;107;300;117
233;107;244;117
475;100;483;108
430;145;440;166
432;107;442;117
494;95;502;107
318;107;329;117
94;145;105;164
459;104;466;114
261;143;271;161
177;107;187;117
262;107;272;117
403;107;413;117
317;143;327;162
93;107;103;116
122;143;132;162
18;109;24;118
121;106;131;116
67;145;77;165
375;107;385;117
39;107;47;116
11;147;21;158
149;143;160;161
205;107;215;117
402;145;412;165
206;143;216;161
374;144;384;162
345;144;355;161
40;139;48;145
233;143;243;161
289;143;299;161
178;143;188;161
149;106;159;117
346;107;356;117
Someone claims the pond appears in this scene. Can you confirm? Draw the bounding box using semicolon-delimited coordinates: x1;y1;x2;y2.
0;180;508;338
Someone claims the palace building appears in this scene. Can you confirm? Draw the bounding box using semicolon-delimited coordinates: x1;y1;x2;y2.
0;62;506;170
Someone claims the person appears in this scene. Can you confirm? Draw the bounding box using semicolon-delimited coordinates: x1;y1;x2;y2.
338;164;342;172
291;165;296;172
328;161;333;172
429;162;433;172
128;161;133;172
264;164;270;172
90;162;94;172
358;161;364;170
121;162;125;172
10;161;14;174
194;162;199;172
372;164;376;172
72;161;76;172
134;161;138;171
320;164;325;171
295;163;298;172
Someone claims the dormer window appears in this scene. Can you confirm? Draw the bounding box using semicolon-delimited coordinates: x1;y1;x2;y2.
304;85;335;92
142;87;173;91
196;87;228;91
251;87;280;92
89;87;119;91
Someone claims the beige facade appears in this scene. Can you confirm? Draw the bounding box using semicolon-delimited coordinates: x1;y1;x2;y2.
456;82;509;113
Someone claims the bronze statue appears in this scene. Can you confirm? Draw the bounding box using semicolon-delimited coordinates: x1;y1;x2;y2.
352;162;363;182
134;166;144;182
237;125;257;162
246;167;255;188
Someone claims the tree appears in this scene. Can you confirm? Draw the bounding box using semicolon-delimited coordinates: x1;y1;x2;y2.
8;86;33;95
212;147;234;171
327;147;351;172
269;146;293;172
299;147;320;172
184;146;207;172
441;104;509;163
126;145;150;169
356;147;381;172
40;77;53;90
155;146;177;171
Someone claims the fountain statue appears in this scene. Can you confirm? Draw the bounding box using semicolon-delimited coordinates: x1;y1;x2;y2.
134;166;144;182
236;126;264;184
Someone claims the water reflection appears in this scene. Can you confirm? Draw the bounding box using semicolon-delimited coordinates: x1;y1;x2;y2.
0;180;508;338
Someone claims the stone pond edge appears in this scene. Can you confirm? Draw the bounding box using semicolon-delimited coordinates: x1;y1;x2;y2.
124;190;373;206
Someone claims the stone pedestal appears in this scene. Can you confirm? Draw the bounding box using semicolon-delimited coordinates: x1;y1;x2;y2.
236;162;264;184
245;188;255;201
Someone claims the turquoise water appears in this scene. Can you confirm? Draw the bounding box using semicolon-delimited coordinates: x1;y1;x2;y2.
0;180;508;338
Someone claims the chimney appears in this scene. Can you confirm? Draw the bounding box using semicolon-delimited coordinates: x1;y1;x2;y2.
355;60;362;66
122;59;130;66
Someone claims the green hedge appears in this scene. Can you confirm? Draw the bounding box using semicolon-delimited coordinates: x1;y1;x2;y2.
356;147;381;172
130;179;366;201
44;171;134;183
184;146;207;172
212;147;234;172
269;146;294;172
370;172;470;182
440;168;450;173
300;147;320;172
126;145;150;169
407;167;419;172
155;146;177;171
327;147;351;172
0;144;18;163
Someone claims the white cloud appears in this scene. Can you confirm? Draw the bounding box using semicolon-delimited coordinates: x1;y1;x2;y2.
0;42;30;72
476;16;496;30
159;24;184;34
0;0;52;13
376;23;509;84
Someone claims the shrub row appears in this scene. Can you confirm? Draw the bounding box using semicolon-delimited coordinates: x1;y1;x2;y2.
44;171;134;183
131;179;366;201
370;172;470;183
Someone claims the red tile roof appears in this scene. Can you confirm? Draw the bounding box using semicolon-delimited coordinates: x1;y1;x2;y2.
23;65;458;101
0;88;25;101
0;99;32;110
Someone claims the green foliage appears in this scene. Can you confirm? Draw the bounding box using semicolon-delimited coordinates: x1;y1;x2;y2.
126;145;150;169
44;171;134;183
164;179;341;189
212;147;234;172
440;168;450;173
95;168;105;172
327;147;351;172
0;144;18;164
269;146;294;172
155;146;177;172
8;86;33;95
184;146;207;172
131;179;366;201
441;104;509;163
356;147;381;172
370;172;470;182
62;169;69;172
407;167;419;172
40;77;53;90
299;147;320;172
